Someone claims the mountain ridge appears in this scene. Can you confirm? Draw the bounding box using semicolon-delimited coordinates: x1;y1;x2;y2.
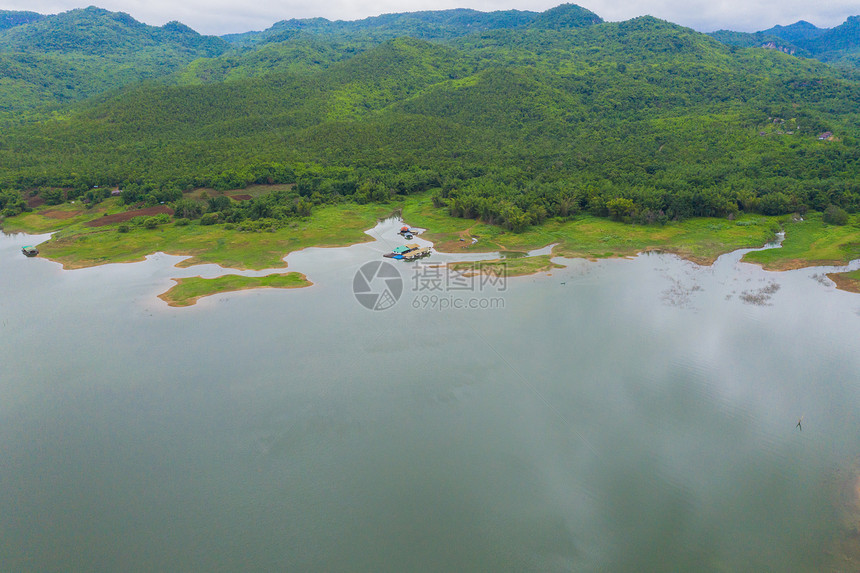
709;15;860;65
224;4;602;47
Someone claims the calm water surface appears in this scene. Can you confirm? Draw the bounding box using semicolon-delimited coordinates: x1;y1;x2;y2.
2;223;860;572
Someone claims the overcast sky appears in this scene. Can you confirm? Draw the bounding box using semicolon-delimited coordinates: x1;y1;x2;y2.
2;0;858;36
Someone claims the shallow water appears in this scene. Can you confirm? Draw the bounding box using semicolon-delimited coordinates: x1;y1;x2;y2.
2;224;860;571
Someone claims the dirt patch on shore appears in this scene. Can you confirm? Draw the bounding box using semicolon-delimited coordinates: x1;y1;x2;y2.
42;209;84;220
230;194;252;201
86;206;174;227
828;272;860;294
26;195;45;208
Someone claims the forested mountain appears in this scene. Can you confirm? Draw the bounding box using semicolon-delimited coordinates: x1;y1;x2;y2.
710;16;860;67
224;4;601;47
0;10;45;31
801;16;860;65
0;7;228;112
2;8;859;231
178;4;602;85
224;9;537;46
0;7;226;55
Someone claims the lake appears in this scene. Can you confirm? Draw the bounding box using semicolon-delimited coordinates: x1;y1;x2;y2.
2;222;860;572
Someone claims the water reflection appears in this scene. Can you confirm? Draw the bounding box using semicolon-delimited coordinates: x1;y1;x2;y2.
1;226;860;571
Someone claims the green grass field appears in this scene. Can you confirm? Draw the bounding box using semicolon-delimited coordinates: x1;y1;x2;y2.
5;200;397;270
158;272;312;307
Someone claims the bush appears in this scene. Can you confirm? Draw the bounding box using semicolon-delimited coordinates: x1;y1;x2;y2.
143;217;158;229
823;204;849;225
174;218;190;226
117;224;130;233
200;212;219;225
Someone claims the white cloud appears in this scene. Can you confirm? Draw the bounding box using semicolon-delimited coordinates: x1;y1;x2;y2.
0;0;857;35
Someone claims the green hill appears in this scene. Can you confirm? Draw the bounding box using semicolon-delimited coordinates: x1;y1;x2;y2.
0;7;228;112
0;7;224;55
527;3;602;29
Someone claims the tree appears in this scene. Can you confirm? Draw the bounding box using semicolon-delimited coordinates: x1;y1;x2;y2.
607;197;636;221
173;198;203;219
823;204;849;225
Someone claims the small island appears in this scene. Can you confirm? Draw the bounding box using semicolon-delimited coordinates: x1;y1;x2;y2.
158;272;312;307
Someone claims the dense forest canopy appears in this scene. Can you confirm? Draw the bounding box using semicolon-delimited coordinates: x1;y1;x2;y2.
0;4;859;231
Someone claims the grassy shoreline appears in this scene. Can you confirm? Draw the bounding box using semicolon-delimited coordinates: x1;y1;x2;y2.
741;213;860;271
3;190;859;287
3;197;398;270
400;193;783;265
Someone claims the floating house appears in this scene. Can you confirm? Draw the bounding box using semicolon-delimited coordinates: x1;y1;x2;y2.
383;245;411;259
383;243;429;260
21;246;39;257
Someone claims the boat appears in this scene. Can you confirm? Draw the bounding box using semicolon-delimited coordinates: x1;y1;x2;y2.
21;246;39;257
